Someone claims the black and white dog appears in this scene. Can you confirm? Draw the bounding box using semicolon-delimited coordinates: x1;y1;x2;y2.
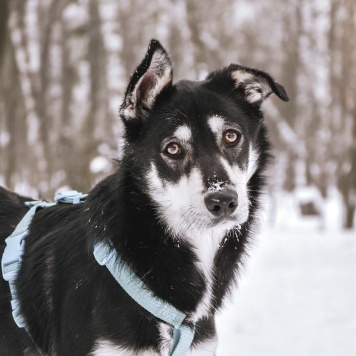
0;40;288;355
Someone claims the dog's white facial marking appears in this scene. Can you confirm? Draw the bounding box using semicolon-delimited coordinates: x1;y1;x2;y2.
91;339;158;356
219;157;250;225
207;116;225;135
207;116;243;153
147;163;165;190
147;164;207;239
173;125;192;142
247;144;259;180
147;164;236;238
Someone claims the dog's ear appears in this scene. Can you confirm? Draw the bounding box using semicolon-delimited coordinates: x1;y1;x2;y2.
120;40;173;125
207;64;289;105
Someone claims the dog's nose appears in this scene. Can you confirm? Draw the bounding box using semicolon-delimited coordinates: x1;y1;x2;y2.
204;191;238;217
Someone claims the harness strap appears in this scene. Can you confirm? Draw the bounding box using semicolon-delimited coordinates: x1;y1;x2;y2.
54;190;88;204
171;324;195;356
2;201;55;328
1;191;86;355
94;242;195;356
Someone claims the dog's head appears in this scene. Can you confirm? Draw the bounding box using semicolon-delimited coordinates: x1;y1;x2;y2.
119;40;288;241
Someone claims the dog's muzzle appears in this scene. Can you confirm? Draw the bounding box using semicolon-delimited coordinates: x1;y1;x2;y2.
204;190;238;217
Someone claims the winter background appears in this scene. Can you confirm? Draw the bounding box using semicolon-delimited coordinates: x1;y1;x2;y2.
0;1;355;355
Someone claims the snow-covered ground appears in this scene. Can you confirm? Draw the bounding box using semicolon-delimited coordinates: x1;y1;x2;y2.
216;224;356;356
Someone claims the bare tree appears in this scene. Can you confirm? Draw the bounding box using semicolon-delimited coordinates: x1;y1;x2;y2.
0;0;354;228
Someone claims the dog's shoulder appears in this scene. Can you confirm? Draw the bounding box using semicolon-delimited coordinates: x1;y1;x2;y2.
0;187;33;240
0;186;33;205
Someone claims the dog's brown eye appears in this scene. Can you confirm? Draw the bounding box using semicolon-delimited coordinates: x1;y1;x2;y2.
224;130;240;144
165;143;181;156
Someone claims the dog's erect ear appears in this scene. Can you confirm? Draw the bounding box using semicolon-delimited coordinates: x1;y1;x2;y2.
207;64;289;105
120;40;173;124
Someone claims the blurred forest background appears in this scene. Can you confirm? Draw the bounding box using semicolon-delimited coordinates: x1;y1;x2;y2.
0;0;355;229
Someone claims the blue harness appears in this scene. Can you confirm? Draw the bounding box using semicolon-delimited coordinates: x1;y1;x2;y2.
1;191;195;355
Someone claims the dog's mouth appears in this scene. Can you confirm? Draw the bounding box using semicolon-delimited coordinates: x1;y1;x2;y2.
206;214;239;230
205;202;249;230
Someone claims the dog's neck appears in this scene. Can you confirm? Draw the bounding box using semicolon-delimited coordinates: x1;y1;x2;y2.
85;172;237;321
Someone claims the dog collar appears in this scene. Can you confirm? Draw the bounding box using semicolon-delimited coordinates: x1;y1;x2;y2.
94;241;195;356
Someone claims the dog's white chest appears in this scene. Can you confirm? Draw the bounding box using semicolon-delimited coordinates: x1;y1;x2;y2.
92;335;217;355
159;323;217;356
186;230;224;322
91;339;158;355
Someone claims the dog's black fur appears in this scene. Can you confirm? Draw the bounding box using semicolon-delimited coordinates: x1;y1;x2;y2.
0;40;288;355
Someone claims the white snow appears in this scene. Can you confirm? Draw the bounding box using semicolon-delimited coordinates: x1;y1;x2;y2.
208;181;226;193
90;156;111;174
216;224;356;356
0;131;10;148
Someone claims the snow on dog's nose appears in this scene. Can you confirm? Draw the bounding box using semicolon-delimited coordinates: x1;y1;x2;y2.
204;190;238;217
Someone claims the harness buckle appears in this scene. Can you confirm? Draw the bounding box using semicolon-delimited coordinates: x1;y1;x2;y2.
54;190;88;204
1;231;28;281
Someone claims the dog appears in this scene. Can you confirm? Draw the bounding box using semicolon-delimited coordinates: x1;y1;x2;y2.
0;39;288;355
